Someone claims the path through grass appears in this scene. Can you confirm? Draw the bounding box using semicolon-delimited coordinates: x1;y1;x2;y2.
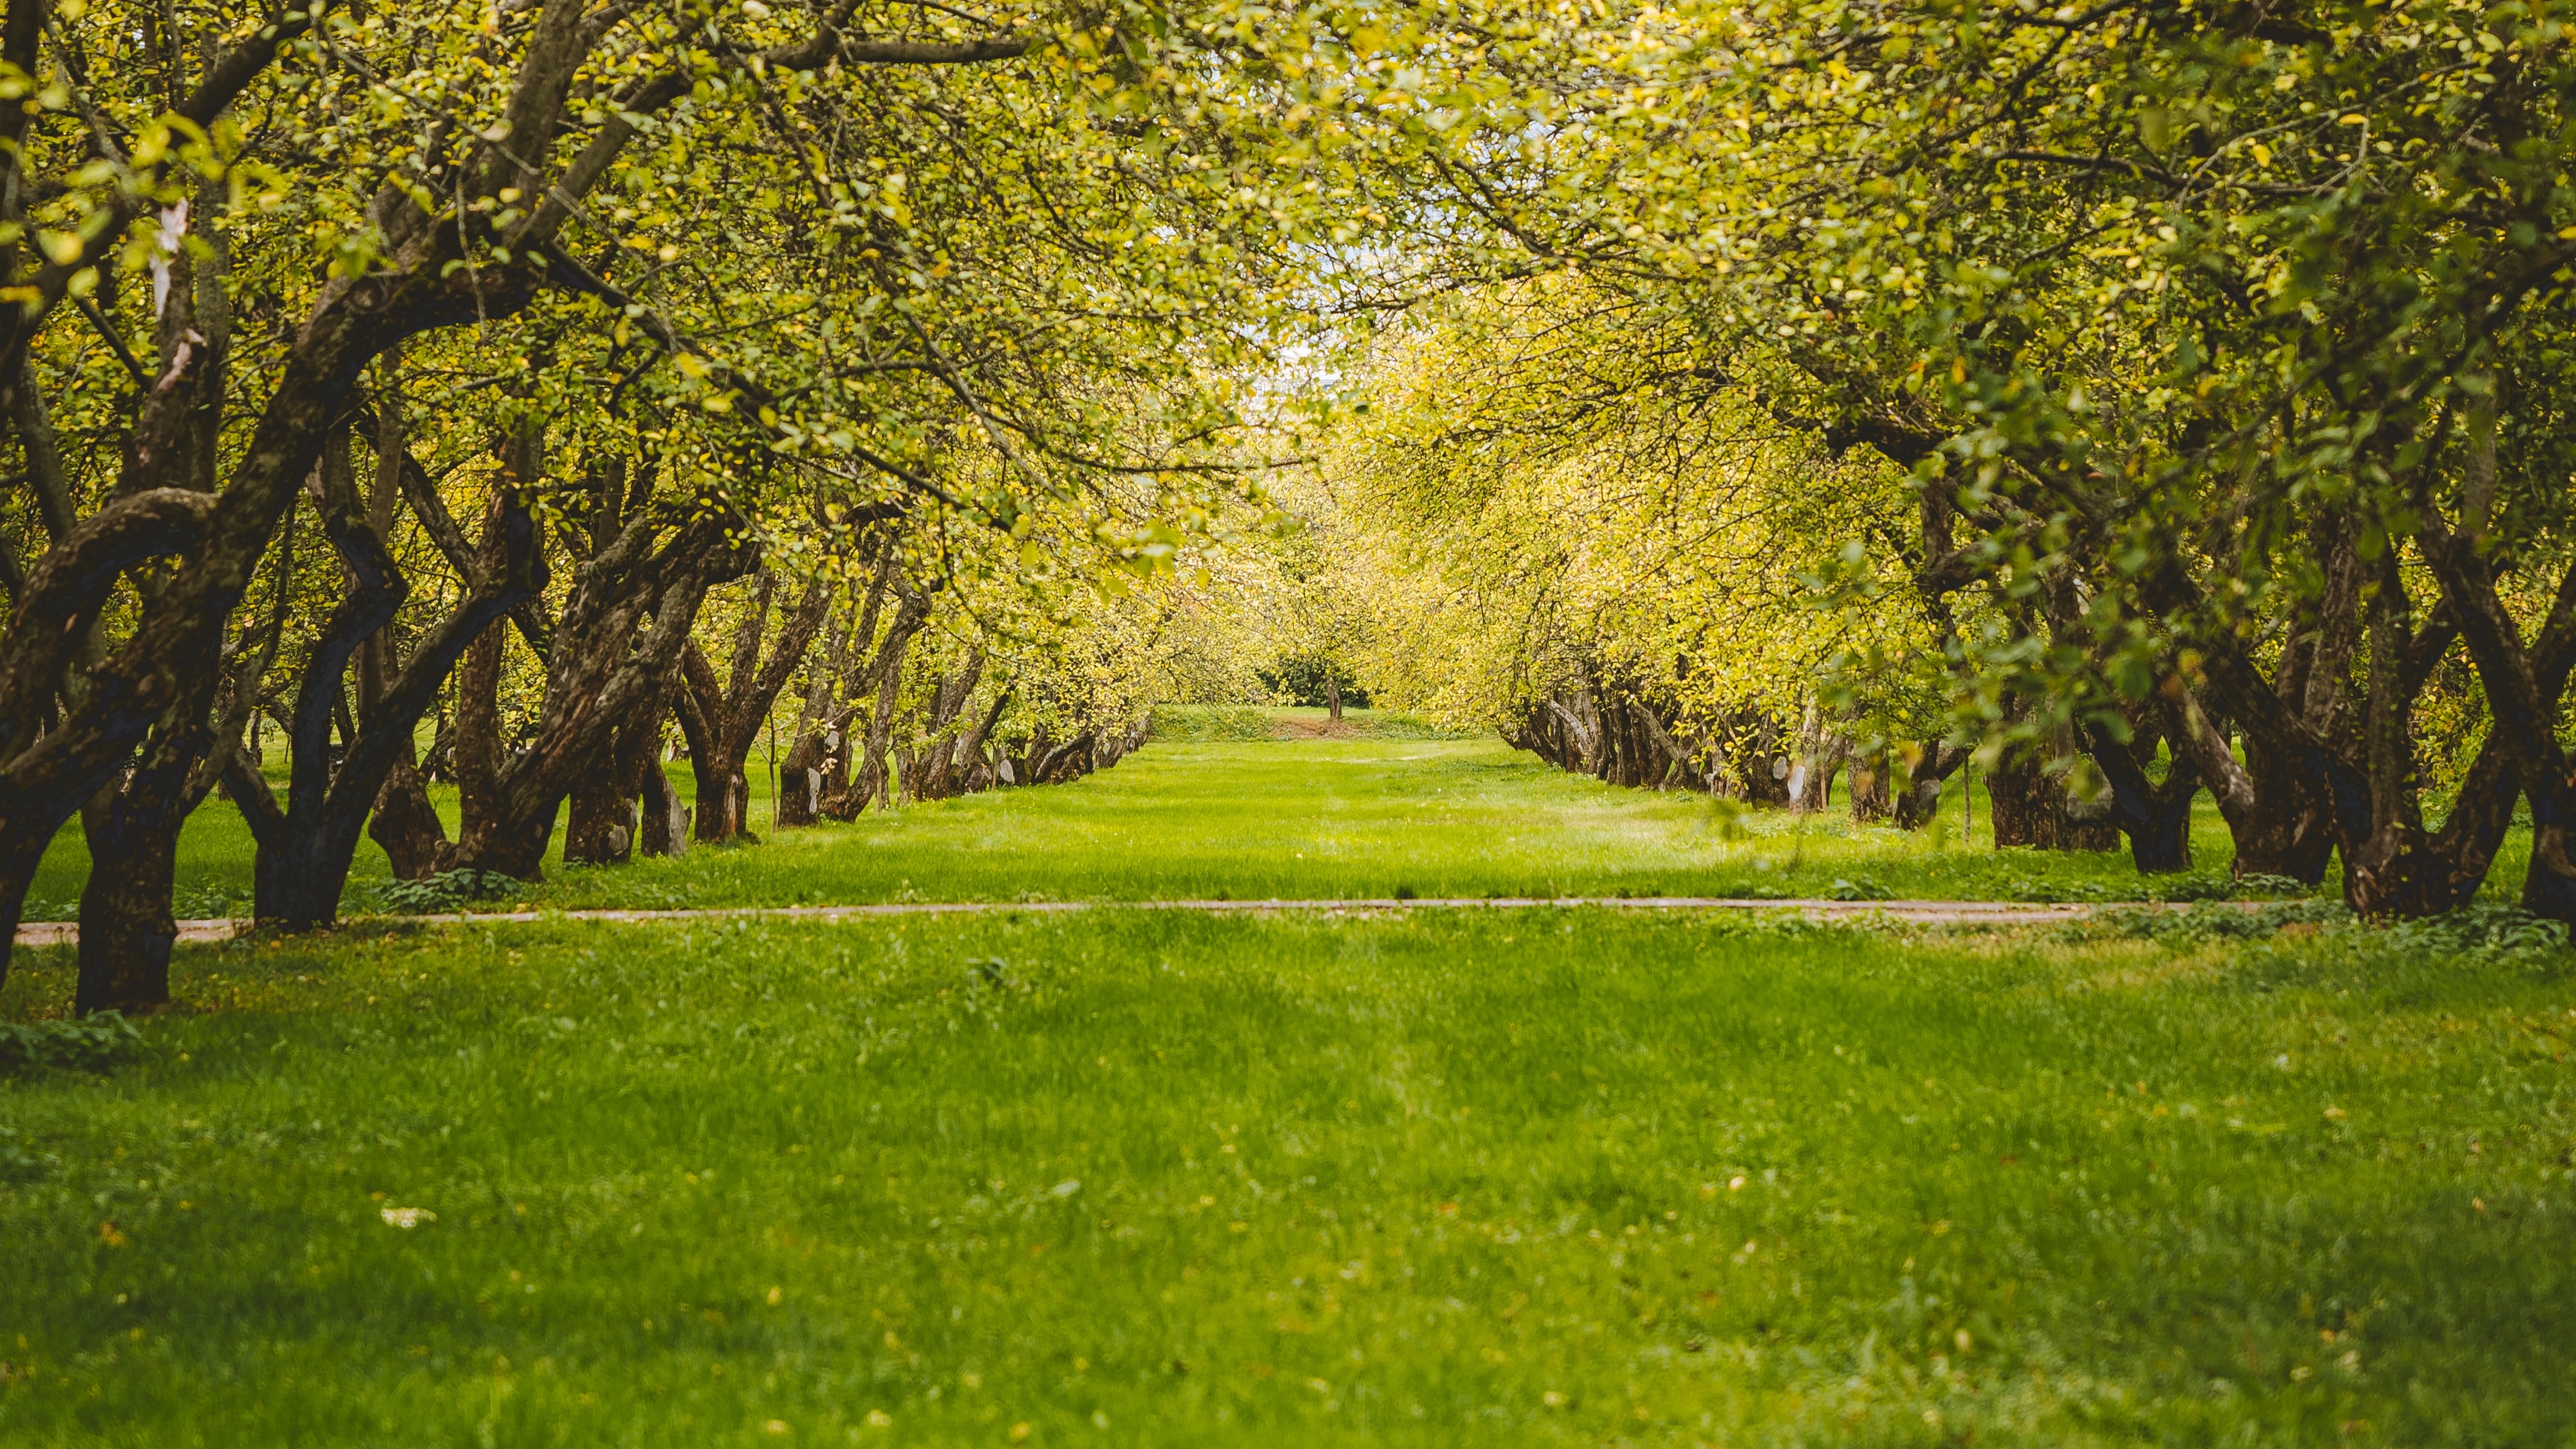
30;728;2394;922
32;712;2546;919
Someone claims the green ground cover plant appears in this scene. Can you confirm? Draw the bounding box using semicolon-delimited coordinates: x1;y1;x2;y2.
38;729;2522;921
2;908;2571;1444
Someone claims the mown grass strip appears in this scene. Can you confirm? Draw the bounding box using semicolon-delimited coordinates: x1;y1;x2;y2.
4;908;2571;1444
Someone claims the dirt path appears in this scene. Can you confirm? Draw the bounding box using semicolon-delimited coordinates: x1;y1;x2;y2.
11;896;2259;949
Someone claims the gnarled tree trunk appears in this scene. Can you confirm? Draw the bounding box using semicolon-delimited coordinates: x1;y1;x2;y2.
233;486;545;923
678;570;830;845
2084;716;2200;874
823;576;930;820
1888;742;1968;830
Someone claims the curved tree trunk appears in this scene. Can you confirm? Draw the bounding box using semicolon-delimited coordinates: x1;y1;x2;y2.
73;229;238;1006
905;651;987;801
1847;747;1893;824
823;578;930;820
1788;704;1847;814
2083;720;2200;874
565;706;661;865
774;621;851;828
369;751;449;880
680;572;830;845
1986;756;2120;851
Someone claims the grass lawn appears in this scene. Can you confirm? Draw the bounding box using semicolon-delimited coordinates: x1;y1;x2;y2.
3;907;2573;1444
30;712;2530;918
9;727;2570;1444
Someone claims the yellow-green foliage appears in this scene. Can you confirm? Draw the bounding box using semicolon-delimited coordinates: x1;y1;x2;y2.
1323;282;1943;737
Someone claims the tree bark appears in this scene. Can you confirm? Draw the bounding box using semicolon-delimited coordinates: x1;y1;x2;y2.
74;743;200;1014
775;612;855;828
639;731;691;857
228;488;545;924
565;708;660;864
449;606;515;869
1788;703;1847;814
1984;750;2056;848
2415;512;2576;918
449;503;752;878
904;651;987;801
679;572;830;844
2157;682;2334;883
70;229;239;1008
824;577;930;820
1847;747;1893;824
1888;742;1968;829
2083;718;2200;874
369;750;449;880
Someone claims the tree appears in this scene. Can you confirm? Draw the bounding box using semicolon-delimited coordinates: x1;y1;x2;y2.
1;0;1362;1000
1319;0;2576;912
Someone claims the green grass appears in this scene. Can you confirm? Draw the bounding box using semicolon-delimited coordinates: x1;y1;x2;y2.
29;720;2538;919
515;737;2193;914
3;907;2573;1444
430;736;2542;914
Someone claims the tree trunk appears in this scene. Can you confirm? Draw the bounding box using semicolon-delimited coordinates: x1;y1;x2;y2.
676;648;752;844
2414;515;2576;920
679;574;830;845
2162;685;2335;883
780;539;896;826
74;749;197;1015
2231;748;2338;882
1888;743;1968;830
1715;712;1793;805
74;645;231;1012
564;707;658;865
2084;722;2200;874
1986;757;2121;851
2338;549;2440;918
454;529;749;879
639;745;690;857
824;579;930;820
370;751;449;879
0;500;217;998
906;651;987;801
68;167;241;1009
1788;704;1846;813
950;684;1013;796
774;624;849;829
1326;670;1342;722
1847;747;1892;824
1503;695;1595;774
442;595;555;877
2526;767;2576;920
1984;752;2057;848
452;612;508;859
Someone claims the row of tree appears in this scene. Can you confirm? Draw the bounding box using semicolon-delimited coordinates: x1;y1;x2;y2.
11;0;2573;1032
0;0;1329;1012
1301;0;2576;918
